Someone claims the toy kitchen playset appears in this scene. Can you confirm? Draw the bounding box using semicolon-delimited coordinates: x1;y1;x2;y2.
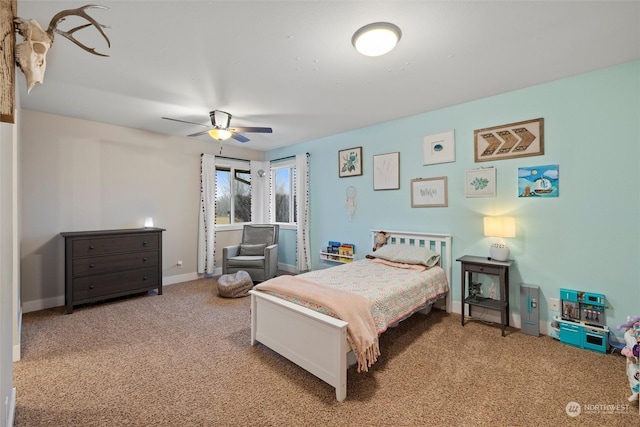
553;288;609;353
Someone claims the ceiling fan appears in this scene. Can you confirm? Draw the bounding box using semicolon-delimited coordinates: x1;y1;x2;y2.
162;110;273;143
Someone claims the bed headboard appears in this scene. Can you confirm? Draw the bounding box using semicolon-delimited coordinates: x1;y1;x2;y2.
370;230;452;310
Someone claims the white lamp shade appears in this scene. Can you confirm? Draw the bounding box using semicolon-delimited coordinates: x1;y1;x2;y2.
483;216;516;238
144;217;154;228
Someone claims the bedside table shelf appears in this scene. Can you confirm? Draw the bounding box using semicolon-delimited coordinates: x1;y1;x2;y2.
463;296;502;311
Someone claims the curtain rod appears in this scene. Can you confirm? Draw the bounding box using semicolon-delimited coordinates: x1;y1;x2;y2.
200;152;310;163
270;152;310;163
200;153;248;162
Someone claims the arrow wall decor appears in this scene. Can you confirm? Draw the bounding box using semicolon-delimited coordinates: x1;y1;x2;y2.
474;118;544;162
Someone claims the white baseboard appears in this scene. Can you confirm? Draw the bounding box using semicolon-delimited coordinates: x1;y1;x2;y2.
278;263;298;274
22;296;64;314
21;278;555;337
22;272;204;313
449;300;552;336
13;344;20;363
163;272;201;286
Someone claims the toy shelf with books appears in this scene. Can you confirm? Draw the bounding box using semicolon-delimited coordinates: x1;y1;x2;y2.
320;241;355;263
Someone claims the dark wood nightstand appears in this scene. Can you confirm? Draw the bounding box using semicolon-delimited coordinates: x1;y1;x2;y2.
457;255;513;336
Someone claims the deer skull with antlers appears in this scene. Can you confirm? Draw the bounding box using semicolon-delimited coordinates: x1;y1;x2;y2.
14;4;110;93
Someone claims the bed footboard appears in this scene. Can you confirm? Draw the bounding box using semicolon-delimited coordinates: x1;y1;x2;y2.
250;290;350;401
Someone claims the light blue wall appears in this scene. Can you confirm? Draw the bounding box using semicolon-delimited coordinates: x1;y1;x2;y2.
268;61;640;338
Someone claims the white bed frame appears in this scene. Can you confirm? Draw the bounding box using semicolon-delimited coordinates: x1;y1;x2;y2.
249;230;452;401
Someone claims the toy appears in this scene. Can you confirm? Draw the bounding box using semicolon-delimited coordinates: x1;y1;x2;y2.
372;231;390;252
617;315;640;330
620;317;640;359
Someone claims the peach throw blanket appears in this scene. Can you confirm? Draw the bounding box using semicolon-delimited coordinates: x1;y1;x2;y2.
255;275;380;372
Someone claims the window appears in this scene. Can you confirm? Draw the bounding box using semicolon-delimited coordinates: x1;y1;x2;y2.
272;163;296;224
216;165;251;225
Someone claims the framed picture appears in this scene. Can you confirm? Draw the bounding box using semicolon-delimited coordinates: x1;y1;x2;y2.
373;152;400;190
338;146;362;177
465;168;496;197
474;118;544;162
411;176;448;207
423;130;455;165
518;164;559;197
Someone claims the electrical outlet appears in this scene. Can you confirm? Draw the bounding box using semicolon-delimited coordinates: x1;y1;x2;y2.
549;298;560;312
177;260;183;269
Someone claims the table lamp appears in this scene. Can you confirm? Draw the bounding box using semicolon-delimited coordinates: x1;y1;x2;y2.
483;216;515;261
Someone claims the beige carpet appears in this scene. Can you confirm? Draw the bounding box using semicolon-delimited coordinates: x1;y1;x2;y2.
13;278;637;426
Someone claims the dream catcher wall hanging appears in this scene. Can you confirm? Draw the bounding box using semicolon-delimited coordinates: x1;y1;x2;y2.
345;186;357;221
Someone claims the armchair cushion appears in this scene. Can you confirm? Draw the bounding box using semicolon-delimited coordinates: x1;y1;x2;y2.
242;226;277;245
239;243;267;256
226;256;266;269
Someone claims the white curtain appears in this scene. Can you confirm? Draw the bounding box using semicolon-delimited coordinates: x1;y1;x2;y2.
197;154;216;274
295;153;311;272
250;160;270;223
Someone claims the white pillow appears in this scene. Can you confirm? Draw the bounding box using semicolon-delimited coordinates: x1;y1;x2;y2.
370;244;440;267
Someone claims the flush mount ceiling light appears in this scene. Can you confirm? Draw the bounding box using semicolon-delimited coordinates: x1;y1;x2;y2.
352;22;402;57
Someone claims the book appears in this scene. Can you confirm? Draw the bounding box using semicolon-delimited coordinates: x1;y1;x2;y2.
339;244;354;262
328;241;341;254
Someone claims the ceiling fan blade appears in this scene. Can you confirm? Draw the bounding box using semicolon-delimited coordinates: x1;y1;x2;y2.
231;132;250;143
188;129;211;137
162;117;210;128
230;126;273;134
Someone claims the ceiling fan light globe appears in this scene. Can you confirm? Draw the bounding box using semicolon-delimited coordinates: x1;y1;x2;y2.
352;22;401;57
208;128;232;141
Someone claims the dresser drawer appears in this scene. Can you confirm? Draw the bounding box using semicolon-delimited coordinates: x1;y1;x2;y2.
464;263;501;276
73;234;160;257
72;267;160;301
73;251;159;277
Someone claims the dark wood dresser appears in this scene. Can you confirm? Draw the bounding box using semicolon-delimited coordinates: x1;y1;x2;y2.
61;228;165;314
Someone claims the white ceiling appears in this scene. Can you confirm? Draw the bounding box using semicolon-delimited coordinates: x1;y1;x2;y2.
15;1;640;151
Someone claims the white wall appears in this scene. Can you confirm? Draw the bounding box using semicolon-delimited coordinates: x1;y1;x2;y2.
20;110;264;311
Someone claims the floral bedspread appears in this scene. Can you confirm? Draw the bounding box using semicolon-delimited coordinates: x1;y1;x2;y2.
267;259;449;334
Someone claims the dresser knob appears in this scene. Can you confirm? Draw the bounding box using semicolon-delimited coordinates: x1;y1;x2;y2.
143;241;148;246
89;284;95;289
143;257;148;262
89;245;95;250
143;276;148;280
89;264;95;268
479;267;484;271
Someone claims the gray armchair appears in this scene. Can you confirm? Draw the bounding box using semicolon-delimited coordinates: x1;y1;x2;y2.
222;224;279;283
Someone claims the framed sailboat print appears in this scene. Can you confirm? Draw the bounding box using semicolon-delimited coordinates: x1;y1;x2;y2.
518;164;559;197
